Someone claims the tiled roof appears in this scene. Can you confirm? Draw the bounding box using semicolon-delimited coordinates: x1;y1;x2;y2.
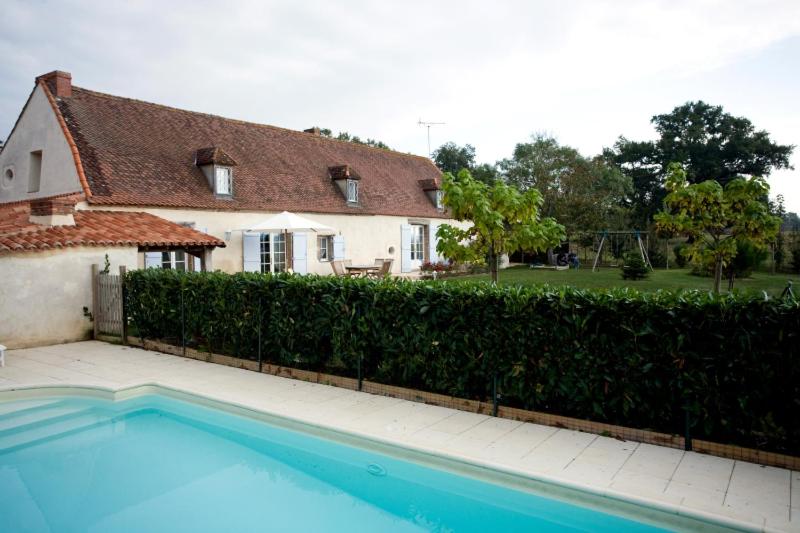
0;210;225;254
195;147;237;167
53;86;446;217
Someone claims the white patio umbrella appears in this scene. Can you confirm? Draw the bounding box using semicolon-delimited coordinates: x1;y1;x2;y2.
240;211;335;234
235;211;335;272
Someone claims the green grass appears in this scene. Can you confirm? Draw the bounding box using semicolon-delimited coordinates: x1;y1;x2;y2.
448;266;799;296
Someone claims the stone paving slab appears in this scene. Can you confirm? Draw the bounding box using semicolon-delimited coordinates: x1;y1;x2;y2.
0;341;797;532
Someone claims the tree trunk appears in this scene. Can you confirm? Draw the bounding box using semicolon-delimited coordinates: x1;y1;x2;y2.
713;256;723;294
489;242;498;284
728;268;735;291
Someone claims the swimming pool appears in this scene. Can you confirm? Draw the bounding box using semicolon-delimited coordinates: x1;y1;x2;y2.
0;390;734;532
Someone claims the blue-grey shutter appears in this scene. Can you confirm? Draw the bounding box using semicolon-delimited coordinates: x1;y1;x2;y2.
428;222;440;263
194;227;208;271
243;232;261;272
401;224;412;273
144;252;162;269
332;235;345;260
292;232;307;274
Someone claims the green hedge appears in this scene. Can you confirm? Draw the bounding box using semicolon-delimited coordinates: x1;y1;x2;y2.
125;270;800;453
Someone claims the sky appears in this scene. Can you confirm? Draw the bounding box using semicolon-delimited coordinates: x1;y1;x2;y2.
1;0;799;211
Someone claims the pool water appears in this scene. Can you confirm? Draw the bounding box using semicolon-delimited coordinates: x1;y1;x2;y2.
0;394;676;532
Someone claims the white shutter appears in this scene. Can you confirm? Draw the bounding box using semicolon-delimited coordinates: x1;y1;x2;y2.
144;251;162;269
292;232;307;274
429;222;440;263
401;224;412;273
332;235;345;260
243;232;261;273
194;227;207;271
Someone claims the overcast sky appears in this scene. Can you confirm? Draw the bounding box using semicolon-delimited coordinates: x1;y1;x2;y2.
2;0;799;211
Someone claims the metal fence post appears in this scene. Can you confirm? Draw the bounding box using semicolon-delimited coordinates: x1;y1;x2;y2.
492;373;499;417
257;298;263;373
91;264;99;340
684;406;693;451
180;286;186;357
119;265;128;345
357;354;363;392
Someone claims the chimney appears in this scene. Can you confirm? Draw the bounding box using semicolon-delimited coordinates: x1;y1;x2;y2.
29;197;76;226
303;127;321;136
36;71;72;98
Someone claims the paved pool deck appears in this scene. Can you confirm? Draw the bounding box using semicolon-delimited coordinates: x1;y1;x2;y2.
0;341;796;532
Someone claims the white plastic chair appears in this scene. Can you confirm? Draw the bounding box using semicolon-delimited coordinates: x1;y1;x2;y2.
0;344;6;367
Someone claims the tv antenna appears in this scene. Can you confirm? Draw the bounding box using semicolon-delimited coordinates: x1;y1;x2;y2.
418;119;446;157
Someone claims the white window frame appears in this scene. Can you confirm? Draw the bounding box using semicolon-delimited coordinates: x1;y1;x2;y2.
260;233;287;273
346;179;358;203
318;235;332;261
435;190;444;210
410;224;425;261
160;250;187;271
215;166;232;196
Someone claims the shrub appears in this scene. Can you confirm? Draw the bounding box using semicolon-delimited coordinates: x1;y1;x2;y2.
621;252;649;280
646;246;667;268
790;243;800;274
673;243;688;268
126;269;800;453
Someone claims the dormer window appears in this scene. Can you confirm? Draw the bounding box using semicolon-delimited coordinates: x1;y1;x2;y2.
195;147;237;198
329;164;361;206
346;179;358;203
418;178;444;211
215;167;232;196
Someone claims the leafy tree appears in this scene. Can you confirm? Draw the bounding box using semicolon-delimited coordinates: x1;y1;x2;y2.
499;134;631;236
432;142;476;174
621;251;649;280
606;101;794;227
654;163;781;293
317;127;391;150
437;169;565;283
432;143;499;185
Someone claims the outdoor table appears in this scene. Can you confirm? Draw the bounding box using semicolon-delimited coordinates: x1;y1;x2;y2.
345;265;380;277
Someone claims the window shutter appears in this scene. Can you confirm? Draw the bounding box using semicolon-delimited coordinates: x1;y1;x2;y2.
400;224;412;273
242;232;261;272
429;222;440;263
194;227;208;271
144;252;162;269
332;235;345;260
292;232;307;274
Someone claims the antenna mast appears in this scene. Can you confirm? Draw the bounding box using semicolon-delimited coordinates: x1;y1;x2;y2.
418;119;446;157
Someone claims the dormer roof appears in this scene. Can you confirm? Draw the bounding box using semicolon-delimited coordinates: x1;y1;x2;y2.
328;164;361;181
195;147;237;167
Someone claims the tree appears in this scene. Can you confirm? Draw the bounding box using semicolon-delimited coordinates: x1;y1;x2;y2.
436;169;565;283
499;134;631;236
605;101;794;227
432;143;500;185
654;163;781;293
317;127;391;150
432;142;476;174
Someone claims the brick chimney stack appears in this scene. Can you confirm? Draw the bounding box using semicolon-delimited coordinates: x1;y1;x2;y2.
36;71;72;98
29;197;76;226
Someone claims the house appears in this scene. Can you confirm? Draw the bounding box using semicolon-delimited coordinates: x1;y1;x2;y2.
0;70;459;347
0;70;455;279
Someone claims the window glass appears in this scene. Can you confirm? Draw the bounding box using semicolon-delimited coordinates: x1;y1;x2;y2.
346;179;358;203
174;250;186;272
410;224;425;261
215;167;231;195
161;251;172;269
260;233;271;274
260;233;287;273
318;236;330;261
436;190;444;209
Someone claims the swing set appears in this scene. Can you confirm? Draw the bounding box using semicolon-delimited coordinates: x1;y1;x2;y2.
591;230;653;272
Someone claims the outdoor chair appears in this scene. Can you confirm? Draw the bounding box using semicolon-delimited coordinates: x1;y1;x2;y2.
373;258;385;267
330;260;346;277
369;259;393;279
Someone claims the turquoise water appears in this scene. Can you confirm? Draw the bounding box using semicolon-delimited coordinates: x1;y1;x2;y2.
0;394;674;532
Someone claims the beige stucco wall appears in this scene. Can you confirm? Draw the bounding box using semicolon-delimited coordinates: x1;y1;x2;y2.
76;203;465;275
0;247;137;349
0;85;82;203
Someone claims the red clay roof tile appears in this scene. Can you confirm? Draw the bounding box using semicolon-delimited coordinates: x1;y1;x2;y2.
54;87;446;217
0;210;225;255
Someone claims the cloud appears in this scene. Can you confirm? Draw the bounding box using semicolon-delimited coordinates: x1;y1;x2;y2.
1;0;798;208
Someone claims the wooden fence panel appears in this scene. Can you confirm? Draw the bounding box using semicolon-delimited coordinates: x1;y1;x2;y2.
95;271;123;336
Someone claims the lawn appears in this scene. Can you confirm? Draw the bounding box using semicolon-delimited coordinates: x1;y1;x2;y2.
448;266;799;296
